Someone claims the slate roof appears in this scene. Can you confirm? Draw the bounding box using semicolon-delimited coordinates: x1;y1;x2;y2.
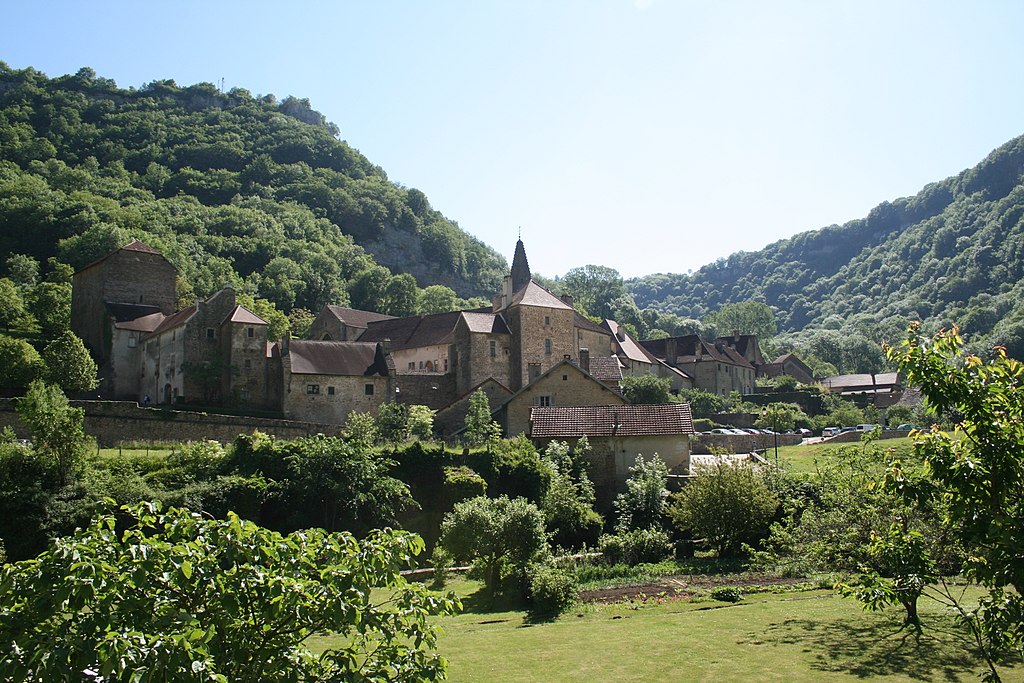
510;281;574;310
574;311;610;335
288;340;389;376
640;335;754;369
461;311;511;335
225;305;268;326
360;310;463;350
323;305;395;329
587;356;623;384
530;403;695;438
604;320;658;364
114;311;166;333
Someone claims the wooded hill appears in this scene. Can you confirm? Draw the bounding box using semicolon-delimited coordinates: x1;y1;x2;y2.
629;135;1024;358
0;63;507;317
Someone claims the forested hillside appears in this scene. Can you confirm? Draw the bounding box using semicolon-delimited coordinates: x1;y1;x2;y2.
629;135;1024;358
0;63;506;319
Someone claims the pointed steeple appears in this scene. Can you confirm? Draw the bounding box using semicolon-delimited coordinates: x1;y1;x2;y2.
510;239;531;293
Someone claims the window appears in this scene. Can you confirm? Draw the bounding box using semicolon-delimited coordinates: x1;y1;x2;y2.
306;384;320;395
544;315;551;326
364;384;375;396
545;338;552;355
327;386;336;395
444;359;449;372
127;334;137;348
528;363;541;383
489;340;496;357
563;374;568;381
246;327;254;338
408;362;415;370
206;328;215;339
244;359;252;371
536;395;552;407
419;361;424;370
240;388;250;400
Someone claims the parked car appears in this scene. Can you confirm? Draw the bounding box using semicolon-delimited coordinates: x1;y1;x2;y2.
856;424;882;432
710;428;732;435
796;428;812;436
840;426;857;433
821;427;841;437
895;423;918;431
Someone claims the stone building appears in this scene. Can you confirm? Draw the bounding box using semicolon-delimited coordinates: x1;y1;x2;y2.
71;241;178;396
279;339;394;424
639;334;756;395
306;305;395;342
529;403;695;505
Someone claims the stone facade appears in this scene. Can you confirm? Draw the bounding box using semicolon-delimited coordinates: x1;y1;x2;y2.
499;360;626;437
282;372;390;425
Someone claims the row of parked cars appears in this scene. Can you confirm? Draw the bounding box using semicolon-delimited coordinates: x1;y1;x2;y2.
702;428;812;436
821;424;917;438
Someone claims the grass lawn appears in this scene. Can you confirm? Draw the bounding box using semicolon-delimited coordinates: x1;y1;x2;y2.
428;580;1019;683
773;435;913;474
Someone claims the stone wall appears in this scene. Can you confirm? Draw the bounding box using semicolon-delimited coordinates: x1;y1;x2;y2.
693;432;803;454
503;362;626;436
0;399;337;447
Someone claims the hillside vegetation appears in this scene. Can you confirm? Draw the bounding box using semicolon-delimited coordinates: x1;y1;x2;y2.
629;136;1024;358
0;63;506;318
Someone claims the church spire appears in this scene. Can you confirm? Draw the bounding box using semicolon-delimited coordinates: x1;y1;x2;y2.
510;238;531;293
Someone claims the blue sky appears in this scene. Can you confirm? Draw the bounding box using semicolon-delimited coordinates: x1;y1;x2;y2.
6;1;1024;278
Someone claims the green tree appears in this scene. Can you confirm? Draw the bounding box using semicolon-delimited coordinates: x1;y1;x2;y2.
705;301;777;341
887;326;1024;676
561;265;627;320
0;335;44;389
621;374;673;405
0;502;459;682
669;460;778;557
419;284;459;314
0;278;27;331
614;454;669;533
3;254;39;290
15;380;87;486
755;402;806;433
540;439;602;548
407;404;436;440
437;495;548;596
464;389;500;446
41;330;98;393
677;388;726;419
27;281;71;337
376;402;409;443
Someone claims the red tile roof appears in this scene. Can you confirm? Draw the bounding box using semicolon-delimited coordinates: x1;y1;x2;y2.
587;356;623;383
530;403;694;438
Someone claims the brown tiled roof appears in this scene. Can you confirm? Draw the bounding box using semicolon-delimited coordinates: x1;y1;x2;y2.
145;305;196;338
288;340;389;376
510;281;573;310
587;356;623;383
360;311;462;350
604;319;658;364
530;403;694;438
640;335;753;369
225;305;268;326
324;305;395;328
461;311;511;334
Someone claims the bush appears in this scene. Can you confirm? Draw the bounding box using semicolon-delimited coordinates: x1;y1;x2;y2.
710;587;742;602
526;563;579;620
599;527;673;566
692;418;715;432
669;461;778;558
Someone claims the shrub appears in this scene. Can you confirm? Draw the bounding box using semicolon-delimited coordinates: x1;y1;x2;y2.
599;527;673;566
527;563;579;620
710;587;742;602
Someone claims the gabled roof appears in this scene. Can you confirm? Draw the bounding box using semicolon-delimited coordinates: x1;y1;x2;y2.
225;305;268;326
510;281;574;310
359;310;463;350
288;340;390;376
574;311;610;335
640;335;754;369
145;305;196;338
587;356;623;384
114;311;166;333
104;302;162;323
530;403;695;438
604;319;658;364
460;311;511;335
75;240;174;275
323;305;395;329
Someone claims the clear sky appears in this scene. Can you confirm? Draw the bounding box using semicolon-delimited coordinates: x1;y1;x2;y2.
6;1;1024;279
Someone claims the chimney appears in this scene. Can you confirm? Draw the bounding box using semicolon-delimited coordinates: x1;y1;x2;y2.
381;337;392;356
580;348;590;373
560;294;575;307
281;330;290;356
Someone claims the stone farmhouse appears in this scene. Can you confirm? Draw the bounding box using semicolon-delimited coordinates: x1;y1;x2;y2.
72;239;763;437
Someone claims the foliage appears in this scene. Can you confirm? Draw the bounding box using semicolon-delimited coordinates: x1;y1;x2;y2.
0;278;26;330
598;527;673;566
559;264;626;320
621;374;673;405
705;301;777;341
540;440;602;548
407;404;437;440
377;401;410;443
341;410;378;446
669;461;778;558
0;502;459;682
15;380;87;486
676;388;726;419
437;495;548;596
526;562;579;620
0;334;44;389
470;435;552;503
25;281;70;337
887;326;1024;672
614;454;669;533
710;587;742;602
41;330;98;392
755;402;806;433
463;389;500;446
